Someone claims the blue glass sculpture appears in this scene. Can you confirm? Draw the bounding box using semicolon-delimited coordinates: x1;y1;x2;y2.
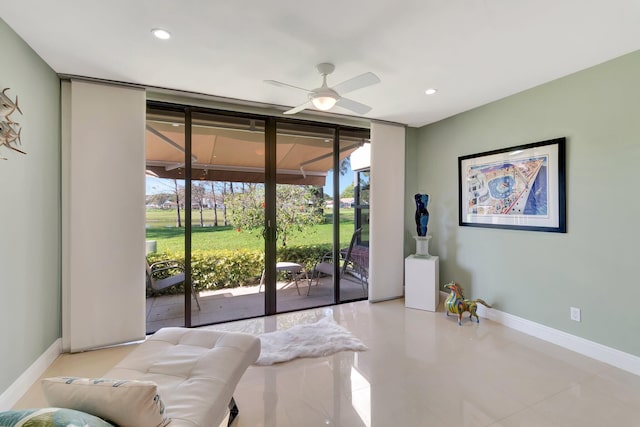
414;193;430;237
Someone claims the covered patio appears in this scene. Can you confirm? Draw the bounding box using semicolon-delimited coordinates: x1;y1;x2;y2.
145;110;368;185
145;276;367;333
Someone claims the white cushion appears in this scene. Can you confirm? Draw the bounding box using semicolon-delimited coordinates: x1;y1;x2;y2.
105;327;261;427
41;377;169;427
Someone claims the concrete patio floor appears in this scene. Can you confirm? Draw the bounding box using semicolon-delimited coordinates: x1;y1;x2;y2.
145;276;367;333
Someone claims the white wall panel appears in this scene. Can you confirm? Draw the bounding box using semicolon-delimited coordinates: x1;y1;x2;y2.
368;122;406;301
62;80;146;352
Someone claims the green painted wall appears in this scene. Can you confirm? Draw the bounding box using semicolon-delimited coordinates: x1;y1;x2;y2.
411;50;640;357
0;19;61;393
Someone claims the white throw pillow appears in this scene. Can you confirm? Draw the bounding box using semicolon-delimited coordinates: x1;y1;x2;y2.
41;377;170;427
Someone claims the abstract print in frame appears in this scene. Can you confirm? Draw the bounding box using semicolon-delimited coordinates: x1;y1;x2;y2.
458;137;566;233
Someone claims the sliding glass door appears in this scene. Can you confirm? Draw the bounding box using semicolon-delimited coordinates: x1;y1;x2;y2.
144;103;370;332
336;129;370;302
275;121;335;310
273;122;370;307
145;107;188;333
188;112;267;327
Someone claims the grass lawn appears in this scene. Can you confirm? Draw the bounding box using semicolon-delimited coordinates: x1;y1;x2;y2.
146;208;358;253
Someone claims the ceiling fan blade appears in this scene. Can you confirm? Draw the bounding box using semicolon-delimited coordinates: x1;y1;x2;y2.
335;97;372;115
332;72;380;96
264;80;311;93
283;100;313;115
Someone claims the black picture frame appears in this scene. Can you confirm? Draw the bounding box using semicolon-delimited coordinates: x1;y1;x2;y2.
458;137;566;233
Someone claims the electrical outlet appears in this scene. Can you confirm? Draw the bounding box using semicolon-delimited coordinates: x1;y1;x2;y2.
570;307;581;322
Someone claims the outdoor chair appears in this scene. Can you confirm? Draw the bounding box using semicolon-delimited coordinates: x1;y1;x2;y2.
309;228;368;296
146;260;201;310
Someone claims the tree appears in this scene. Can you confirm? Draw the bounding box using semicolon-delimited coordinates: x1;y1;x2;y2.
145;192;173;207
226;185;323;247
222;182;229;226
192;182;207;227
173;179;183;228
210;182;218;226
339;157;350;176
340;183;355;199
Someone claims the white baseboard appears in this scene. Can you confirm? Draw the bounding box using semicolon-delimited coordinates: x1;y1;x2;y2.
438;291;640;377
0;338;62;410
369;295;404;303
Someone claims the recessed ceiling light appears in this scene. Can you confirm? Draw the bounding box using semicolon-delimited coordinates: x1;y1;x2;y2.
425;88;438;95
151;28;171;40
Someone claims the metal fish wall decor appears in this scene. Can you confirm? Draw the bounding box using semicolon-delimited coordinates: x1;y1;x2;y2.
0;88;25;160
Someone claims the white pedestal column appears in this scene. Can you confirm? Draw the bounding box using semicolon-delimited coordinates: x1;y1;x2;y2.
404;255;439;312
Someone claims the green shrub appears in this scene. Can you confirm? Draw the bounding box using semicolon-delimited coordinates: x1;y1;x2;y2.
146;244;333;295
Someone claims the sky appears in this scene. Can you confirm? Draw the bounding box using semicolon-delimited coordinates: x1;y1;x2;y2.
322;165;354;197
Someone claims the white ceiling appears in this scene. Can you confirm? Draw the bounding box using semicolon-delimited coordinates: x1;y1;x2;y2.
2;0;640;127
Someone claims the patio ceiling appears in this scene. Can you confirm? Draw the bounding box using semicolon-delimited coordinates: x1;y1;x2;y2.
145;115;367;186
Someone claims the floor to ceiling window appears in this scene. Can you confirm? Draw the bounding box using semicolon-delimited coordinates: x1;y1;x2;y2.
145;107;188;333
354;168;370;246
144;102;370;332
188;111;268;327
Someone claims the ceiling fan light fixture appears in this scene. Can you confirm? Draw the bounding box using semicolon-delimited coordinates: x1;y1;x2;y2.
271;63;376;115
311;95;337;111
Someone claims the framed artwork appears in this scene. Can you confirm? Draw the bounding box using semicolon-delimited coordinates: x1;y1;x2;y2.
458;137;566;233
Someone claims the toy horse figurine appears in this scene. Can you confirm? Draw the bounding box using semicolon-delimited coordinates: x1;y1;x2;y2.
444;282;492;326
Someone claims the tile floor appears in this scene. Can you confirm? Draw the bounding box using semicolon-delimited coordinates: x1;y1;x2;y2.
15;299;640;426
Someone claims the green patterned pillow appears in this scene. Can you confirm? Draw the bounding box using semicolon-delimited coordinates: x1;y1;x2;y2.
0;407;114;426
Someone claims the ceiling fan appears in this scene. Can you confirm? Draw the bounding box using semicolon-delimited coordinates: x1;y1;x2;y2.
265;63;380;115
